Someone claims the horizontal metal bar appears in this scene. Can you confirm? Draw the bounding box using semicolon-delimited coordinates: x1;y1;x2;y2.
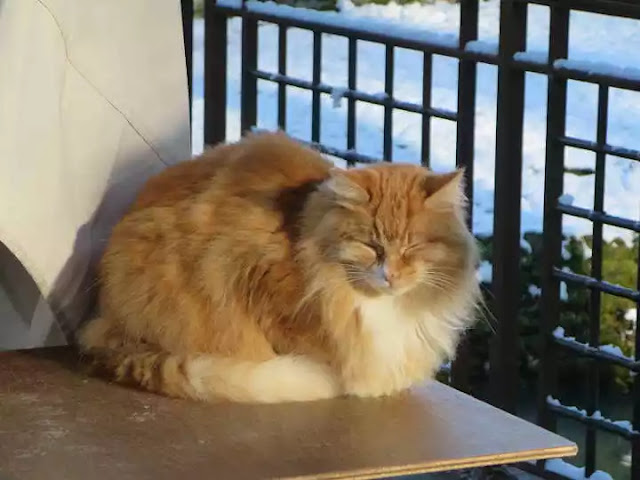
551;60;640;92
559;135;640;162
553;335;640;372
511;58;640;93
557;204;640;232
547;401;640;440
515;0;640;20
249;126;380;164
303;139;380;164
553;268;640;301
212;2;465;56
252;69;458;121
211;3;640;92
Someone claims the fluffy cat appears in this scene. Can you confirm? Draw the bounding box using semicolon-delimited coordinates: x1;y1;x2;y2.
78;132;480;403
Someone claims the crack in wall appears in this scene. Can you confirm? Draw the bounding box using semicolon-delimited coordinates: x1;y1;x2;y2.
33;0;170;166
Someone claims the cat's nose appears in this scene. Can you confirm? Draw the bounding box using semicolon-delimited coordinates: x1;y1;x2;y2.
383;265;398;285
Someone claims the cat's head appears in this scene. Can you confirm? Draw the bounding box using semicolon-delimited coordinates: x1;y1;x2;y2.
307;164;479;299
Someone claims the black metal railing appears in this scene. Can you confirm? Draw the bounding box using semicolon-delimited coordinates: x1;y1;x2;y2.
181;0;640;477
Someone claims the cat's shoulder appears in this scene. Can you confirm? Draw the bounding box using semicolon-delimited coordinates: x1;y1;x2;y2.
233;132;334;180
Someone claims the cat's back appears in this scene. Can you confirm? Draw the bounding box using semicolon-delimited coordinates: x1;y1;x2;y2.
129;143;235;211
220;132;333;197
130;132;333;213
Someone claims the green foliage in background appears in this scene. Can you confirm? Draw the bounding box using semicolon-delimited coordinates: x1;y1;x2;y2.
464;232;638;396
194;0;204;16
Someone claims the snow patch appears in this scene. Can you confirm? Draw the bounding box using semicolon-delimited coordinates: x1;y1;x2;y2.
552;326;566;339
465;40;498;56
545;459;587;479
546;395;587;416
330;87;348;108
598;344;626;359
216;0;243;7
560;282;568;301
555;58;640;83
552;326;635;362
558;193;575;206
476;261;492;283
245;1;459;48
547;396;636;433
513;50;548;65
528;284;541;297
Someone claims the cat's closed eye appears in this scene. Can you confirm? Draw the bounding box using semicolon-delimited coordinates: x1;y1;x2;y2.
336;241;378;266
363;241;385;261
401;244;423;258
402;240;450;261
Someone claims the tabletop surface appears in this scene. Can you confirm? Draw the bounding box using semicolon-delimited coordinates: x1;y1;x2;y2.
0;348;576;480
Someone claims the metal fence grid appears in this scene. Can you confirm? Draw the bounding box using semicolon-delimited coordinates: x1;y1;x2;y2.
180;0;640;477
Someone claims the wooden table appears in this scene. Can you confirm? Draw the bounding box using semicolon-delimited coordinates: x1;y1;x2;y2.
0;348;576;480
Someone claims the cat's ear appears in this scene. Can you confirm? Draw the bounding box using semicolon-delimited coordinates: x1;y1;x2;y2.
423;169;466;209
319;168;369;205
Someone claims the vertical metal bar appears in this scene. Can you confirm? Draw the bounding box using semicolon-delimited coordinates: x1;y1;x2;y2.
240;9;258;135
347;37;357;164
456;0;477;200
585;85;608;477
633;241;640;480
204;0;227;146
311;31;322;143
181;0;193;118
421;53;432;168
451;0;479;394
383;45;394;162
538;4;570;435
489;0;527;414
278;25;287;131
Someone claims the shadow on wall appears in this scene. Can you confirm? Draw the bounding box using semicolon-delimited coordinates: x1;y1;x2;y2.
0;241;66;351
0;127;190;353
0;0;191;352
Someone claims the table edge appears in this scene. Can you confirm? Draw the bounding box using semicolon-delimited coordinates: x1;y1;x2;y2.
282;444;579;480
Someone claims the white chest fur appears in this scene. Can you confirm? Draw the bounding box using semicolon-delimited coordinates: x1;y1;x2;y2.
354;296;434;395
359;297;418;364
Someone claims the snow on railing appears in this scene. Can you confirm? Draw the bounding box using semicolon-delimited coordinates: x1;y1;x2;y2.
554;58;640;83
216;0;460;49
545;458;613;480
513;50;548;65
464;40;498;56
547;395;636;434
552;327;635;363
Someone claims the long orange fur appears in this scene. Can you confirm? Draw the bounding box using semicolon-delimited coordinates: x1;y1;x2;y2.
78;132;480;403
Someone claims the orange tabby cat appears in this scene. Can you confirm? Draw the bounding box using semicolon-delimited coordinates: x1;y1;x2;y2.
78;131;480;403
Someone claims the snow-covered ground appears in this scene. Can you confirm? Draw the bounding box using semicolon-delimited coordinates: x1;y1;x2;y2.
190;0;640;244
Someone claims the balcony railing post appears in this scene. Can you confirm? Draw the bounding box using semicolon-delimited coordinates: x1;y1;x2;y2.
204;0;228;145
451;0;479;395
584;84;608;477
489;0;527;414
241;3;258;135
538;3;569;439
633;242;640;480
